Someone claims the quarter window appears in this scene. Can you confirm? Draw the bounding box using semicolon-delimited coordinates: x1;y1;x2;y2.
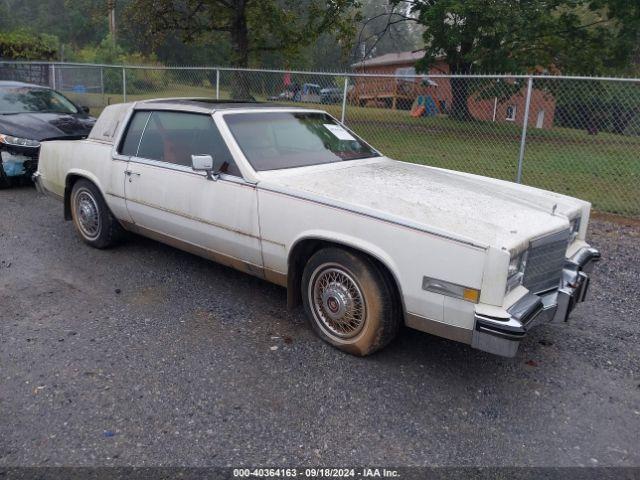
119;111;150;156
128;110;240;176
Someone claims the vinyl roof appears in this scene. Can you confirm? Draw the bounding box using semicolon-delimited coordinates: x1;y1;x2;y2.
90;98;323;144
136;98;298;113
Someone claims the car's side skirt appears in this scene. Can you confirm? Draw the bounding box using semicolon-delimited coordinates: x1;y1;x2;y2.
120;220;288;287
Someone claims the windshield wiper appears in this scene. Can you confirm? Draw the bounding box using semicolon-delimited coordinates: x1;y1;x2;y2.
31;110;74;114
338;154;378;161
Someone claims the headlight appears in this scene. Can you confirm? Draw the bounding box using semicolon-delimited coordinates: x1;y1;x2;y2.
0;133;40;148
569;216;582;243
506;250;528;292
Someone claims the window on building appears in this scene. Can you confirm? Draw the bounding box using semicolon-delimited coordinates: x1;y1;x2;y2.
505;105;517;121
395;67;416;79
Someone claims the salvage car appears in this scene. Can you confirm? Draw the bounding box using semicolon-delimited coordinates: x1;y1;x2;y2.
33;99;600;357
0;81;95;187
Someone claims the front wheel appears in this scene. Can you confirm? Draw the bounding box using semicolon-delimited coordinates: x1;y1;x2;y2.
70;179;122;249
301;247;400;356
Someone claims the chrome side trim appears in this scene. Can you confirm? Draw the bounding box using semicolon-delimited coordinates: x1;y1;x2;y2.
123;196;261;240
126;155;249;184
405;313;473;345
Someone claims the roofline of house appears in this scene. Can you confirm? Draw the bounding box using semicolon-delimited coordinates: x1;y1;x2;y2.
351;51;448;69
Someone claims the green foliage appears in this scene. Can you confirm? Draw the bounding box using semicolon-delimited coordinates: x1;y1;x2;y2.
69;34;164;94
0;29;59;60
401;0;638;75
538;79;640;135
125;0;361;68
0;0;108;54
396;0;640;119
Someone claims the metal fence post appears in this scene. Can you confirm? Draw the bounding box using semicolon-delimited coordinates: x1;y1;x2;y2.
100;66;105;105
122;66;127;102
516;76;533;184
341;76;349;124
51;64;56;90
216;69;220;100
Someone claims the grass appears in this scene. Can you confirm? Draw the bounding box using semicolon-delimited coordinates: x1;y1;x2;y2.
66;84;640;217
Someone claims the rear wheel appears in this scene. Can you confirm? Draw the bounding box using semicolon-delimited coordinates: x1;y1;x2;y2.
70;179;122;248
302;247;400;356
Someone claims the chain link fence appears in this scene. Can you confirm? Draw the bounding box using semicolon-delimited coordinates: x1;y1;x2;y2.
1;61;639;217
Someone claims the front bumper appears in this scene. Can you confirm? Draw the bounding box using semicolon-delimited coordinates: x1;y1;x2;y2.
0;149;39;178
472;246;601;357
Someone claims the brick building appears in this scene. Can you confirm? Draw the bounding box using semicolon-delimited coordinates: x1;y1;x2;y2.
351;50;556;129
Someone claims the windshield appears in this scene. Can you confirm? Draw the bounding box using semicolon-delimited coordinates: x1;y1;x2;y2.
224;111;379;171
0;87;78;114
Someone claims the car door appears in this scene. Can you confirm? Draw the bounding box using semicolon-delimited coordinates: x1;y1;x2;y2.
122;109;263;274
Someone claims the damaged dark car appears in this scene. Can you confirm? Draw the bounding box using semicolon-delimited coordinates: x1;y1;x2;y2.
0;81;95;187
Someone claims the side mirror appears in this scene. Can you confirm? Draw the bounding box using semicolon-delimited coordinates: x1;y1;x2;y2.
79;105;90;114
191;154;226;181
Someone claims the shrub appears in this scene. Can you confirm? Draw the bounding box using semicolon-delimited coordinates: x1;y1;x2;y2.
0;29;58;60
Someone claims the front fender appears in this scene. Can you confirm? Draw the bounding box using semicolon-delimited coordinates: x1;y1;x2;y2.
290;229;402;281
287;229;406;312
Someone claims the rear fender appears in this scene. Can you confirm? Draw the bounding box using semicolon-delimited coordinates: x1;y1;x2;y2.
63;169;105;220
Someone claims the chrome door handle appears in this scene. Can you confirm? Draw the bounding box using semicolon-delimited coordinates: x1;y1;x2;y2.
125;170;141;182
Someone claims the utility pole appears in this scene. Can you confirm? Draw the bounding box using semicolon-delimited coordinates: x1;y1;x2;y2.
107;0;117;46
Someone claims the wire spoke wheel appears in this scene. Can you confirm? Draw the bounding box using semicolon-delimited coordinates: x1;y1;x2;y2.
74;188;101;240
309;264;366;339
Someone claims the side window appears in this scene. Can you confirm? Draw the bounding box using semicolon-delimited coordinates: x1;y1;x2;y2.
119;111;150;156
136;111;240;177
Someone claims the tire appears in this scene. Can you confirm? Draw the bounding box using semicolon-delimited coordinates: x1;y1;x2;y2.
70;179;123;249
301;247;400;356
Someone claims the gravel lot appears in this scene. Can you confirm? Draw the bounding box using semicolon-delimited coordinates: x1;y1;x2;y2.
1;186;639;467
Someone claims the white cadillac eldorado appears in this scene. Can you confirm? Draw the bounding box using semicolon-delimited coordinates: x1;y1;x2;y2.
33;99;600;357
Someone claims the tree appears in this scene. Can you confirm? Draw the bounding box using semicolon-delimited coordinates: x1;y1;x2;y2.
355;0;423;62
0;0;109;55
125;0;360;97
389;0;640;120
125;0;360;67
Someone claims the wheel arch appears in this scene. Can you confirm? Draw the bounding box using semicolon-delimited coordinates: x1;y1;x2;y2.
63;170;105;220
286;234;406;318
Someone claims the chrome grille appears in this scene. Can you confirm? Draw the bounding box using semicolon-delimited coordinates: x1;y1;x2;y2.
523;229;570;293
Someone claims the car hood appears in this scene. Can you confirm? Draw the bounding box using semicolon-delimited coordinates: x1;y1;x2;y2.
0;112;96;141
259;157;589;250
